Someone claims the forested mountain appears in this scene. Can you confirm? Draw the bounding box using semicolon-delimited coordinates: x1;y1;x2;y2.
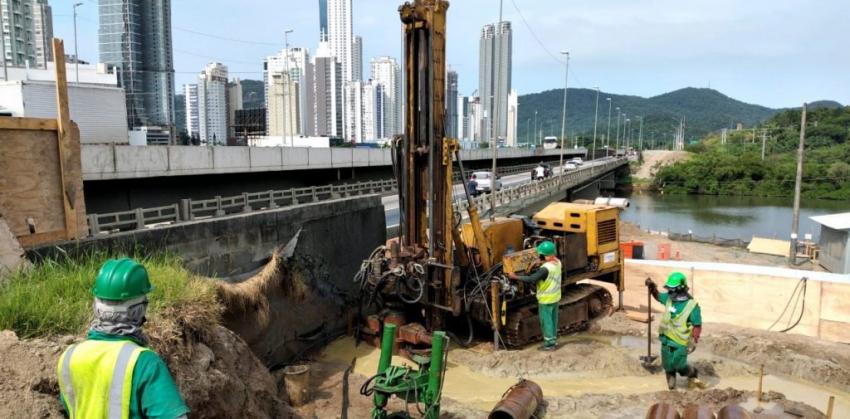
653;106;850;199
517;87;778;146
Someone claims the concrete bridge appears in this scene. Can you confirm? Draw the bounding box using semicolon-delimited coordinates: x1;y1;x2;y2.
82;144;590;213
86;157;628;238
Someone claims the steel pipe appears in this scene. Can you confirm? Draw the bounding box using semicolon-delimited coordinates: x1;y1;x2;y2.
488;379;543;419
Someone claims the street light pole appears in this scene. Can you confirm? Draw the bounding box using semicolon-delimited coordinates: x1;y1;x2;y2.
615;108;621;152
533;110;538;146
638;116;643;151
73;2;83;83
558;51;569;179
283;29;294;147
592;86;599;160
605;98;611;151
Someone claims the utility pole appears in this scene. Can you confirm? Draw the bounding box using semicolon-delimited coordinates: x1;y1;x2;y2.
558;51;569;178
790;104;807;266
490;0;504;222
761;129;767;161
592;87;599;160
73;3;84;83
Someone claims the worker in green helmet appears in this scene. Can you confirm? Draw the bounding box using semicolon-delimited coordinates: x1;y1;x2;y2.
507;240;562;351
645;272;704;390
56;258;189;419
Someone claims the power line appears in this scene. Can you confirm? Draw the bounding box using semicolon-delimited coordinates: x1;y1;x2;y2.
509;0;564;66
172;26;281;46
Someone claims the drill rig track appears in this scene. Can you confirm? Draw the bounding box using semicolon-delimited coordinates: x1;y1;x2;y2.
502;283;613;348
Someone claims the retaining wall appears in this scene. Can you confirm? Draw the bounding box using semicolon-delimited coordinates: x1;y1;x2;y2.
603;259;850;344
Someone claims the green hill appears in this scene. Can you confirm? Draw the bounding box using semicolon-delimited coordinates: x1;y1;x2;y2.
517;87;778;147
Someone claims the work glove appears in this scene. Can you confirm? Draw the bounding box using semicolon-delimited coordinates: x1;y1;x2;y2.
644;278;656;289
692;325;701;344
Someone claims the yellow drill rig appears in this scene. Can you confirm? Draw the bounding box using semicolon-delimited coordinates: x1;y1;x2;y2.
355;0;624;350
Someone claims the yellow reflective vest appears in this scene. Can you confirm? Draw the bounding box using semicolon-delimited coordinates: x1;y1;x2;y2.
536;260;562;304
658;299;698;347
57;339;149;419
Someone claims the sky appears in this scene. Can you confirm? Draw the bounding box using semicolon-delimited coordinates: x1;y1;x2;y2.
52;0;849;109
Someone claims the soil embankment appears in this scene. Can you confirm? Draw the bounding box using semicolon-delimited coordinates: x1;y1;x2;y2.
635;150;690;180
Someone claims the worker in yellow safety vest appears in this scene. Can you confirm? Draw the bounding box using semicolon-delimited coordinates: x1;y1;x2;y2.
508;241;562;351
57;258;189;419
646;272;704;390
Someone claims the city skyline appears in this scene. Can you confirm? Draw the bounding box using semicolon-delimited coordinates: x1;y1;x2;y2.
47;0;849;108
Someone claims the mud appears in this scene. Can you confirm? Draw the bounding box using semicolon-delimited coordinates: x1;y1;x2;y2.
299;312;850;418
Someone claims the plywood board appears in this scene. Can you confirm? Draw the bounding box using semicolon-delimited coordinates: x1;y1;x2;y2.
747;237;791;257
819;282;850;323
0;121;86;244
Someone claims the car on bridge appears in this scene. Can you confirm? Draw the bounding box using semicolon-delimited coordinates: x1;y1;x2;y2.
473;171;502;193
563;162;578;171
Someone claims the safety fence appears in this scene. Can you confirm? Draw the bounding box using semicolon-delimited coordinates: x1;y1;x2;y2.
667;232;750;248
87;158;626;236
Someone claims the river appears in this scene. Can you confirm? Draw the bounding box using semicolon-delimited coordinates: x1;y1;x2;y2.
621;193;850;242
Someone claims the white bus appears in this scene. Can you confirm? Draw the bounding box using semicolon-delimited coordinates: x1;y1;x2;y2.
542;136;559;149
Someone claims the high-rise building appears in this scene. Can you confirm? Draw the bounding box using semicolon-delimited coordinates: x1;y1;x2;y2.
352;35;362;81
478;21;512;142
227;78;243;140
506;89;518;147
184;84;199;140
197;62;228;145
98;0;175;130
343;80;381;143
458;95;470;140
370;56;400;139
265;47;312;136
318;0;329;42
446;70;459;138
1;0;53;69
326;0;353;82
268;71;299;138
311;41;343;138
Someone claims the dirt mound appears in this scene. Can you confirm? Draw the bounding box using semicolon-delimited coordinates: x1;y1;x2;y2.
0;321;291;419
635;150;690;179
702;325;850;392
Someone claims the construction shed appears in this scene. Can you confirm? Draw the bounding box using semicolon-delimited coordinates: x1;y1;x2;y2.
811;212;850;274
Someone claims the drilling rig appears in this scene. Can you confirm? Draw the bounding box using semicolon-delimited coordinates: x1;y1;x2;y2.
356;0;624;351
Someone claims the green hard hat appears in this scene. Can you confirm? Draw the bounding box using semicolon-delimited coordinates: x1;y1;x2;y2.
536;241;556;256
665;272;687;289
93;258;153;301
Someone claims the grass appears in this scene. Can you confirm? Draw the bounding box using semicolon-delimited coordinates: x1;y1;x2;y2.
0;252;220;340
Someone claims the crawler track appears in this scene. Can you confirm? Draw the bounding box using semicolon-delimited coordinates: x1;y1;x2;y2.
503;283;613;347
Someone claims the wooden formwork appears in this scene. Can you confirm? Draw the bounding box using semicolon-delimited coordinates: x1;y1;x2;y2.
0;39;87;247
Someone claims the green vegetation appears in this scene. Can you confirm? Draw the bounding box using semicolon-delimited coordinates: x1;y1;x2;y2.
652;106;850;200
0;253;217;338
518;87;777;147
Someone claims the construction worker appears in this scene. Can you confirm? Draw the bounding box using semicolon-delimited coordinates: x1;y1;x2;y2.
645;272;703;390
57;258;190;418
508;241;562;351
468;174;479;197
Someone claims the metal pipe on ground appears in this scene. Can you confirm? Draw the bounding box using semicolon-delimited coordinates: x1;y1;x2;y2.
488;379;543;419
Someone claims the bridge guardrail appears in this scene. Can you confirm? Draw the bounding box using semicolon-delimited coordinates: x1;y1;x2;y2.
87;158;626;236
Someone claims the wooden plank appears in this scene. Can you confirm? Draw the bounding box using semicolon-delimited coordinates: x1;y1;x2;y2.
17;230;69;248
52;38;77;240
0;117;58;131
625;310;654;323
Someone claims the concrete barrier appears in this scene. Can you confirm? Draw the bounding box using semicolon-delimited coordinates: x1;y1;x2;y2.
81;145;589;180
607;259;850;344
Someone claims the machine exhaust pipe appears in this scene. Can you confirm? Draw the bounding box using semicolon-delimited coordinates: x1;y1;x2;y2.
488;379;543;419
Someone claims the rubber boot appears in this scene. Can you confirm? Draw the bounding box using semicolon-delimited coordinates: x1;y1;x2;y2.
666;373;676;390
687;366;706;389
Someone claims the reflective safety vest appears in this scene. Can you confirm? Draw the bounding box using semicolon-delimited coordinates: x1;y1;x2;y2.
659;298;698;347
56;339;149;419
536;260;562;304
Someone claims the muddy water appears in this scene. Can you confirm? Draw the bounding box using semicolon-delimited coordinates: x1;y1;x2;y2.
719;375;850;417
320;336;850;414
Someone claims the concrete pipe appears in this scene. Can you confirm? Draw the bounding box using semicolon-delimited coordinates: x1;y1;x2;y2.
594;197;630;209
488;379;543;419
